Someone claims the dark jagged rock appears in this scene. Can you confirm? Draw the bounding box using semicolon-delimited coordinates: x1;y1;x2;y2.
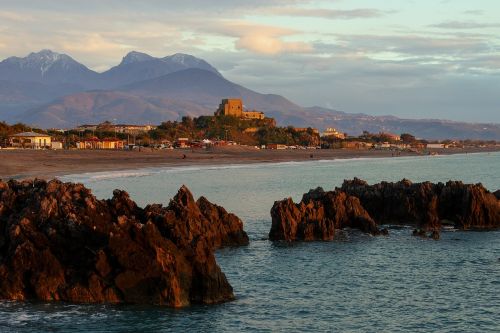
0;179;248;307
341;178;499;230
270;178;499;241
494;190;500;200
269;190;380;241
301;187;326;202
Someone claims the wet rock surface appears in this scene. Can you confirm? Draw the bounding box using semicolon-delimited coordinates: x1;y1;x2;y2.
270;178;499;241
0;179;248;307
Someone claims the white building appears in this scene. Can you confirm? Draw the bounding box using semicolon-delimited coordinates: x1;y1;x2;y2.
9;132;52;149
427;143;448;149
51;141;64;149
322;128;346;139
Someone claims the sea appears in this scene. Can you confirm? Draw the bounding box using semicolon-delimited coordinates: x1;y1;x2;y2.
1;152;499;332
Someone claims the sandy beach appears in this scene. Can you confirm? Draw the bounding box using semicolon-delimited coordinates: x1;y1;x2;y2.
1;145;499;180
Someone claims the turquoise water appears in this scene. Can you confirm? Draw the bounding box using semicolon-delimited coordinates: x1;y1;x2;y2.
2;152;500;332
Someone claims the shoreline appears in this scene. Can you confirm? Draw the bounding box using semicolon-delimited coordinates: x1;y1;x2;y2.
1;146;499;180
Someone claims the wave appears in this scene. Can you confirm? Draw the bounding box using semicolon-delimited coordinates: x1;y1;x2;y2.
59;170;156;183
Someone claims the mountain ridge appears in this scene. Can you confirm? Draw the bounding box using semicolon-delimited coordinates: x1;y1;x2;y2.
100;51;221;88
1;50;499;140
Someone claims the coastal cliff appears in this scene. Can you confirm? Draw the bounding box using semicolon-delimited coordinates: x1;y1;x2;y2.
270;179;500;241
0;179;248;307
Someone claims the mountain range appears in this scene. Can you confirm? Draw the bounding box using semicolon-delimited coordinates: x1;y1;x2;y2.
0;50;498;140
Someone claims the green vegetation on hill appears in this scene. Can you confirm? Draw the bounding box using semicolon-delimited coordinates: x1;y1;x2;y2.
255;126;319;146
2;120;496;149
150;116;319;146
144;116;273;145
153;116;272;143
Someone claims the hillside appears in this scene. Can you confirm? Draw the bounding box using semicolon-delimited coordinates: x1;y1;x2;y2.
270;107;500;140
122;68;300;112
21;68;304;128
21;91;210;128
1;50;499;140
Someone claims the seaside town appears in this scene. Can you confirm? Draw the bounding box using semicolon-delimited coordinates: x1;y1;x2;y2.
1;98;497;153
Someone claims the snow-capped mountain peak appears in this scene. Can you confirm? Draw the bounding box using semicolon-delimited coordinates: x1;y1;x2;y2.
4;50;76;73
23;50;70;76
27;49;64;61
0;49;97;84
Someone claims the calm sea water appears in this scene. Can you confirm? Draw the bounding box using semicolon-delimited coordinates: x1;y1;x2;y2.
2;152;499;332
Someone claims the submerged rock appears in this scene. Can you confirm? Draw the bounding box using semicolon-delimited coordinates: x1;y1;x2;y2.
412;229;440;240
270;178;499;241
0;179;248;307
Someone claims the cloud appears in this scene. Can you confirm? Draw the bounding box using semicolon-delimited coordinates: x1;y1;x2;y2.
455;55;500;74
235;35;312;54
263;7;385;19
200;21;313;55
0;10;34;22
0;2;319;59
64;33;129;51
59;33;131;58
0;0;313;14
431;21;500;29
330;34;493;57
463;10;484;16
233;27;313;54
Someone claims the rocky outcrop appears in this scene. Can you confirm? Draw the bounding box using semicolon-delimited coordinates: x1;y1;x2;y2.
0;179;248;307
270;179;499;241
341;178;500;230
269;187;381;241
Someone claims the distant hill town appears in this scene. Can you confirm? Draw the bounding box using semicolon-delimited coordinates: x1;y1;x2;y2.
0;50;499;140
2;100;497;152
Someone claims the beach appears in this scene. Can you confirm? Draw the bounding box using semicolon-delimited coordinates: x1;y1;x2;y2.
1;145;499;180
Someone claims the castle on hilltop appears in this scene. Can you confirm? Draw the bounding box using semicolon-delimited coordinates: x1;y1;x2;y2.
214;98;265;120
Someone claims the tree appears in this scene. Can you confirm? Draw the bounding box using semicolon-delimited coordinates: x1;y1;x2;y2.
181;116;194;129
400;133;416;144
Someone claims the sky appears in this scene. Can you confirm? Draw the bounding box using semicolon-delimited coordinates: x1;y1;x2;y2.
0;0;499;122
